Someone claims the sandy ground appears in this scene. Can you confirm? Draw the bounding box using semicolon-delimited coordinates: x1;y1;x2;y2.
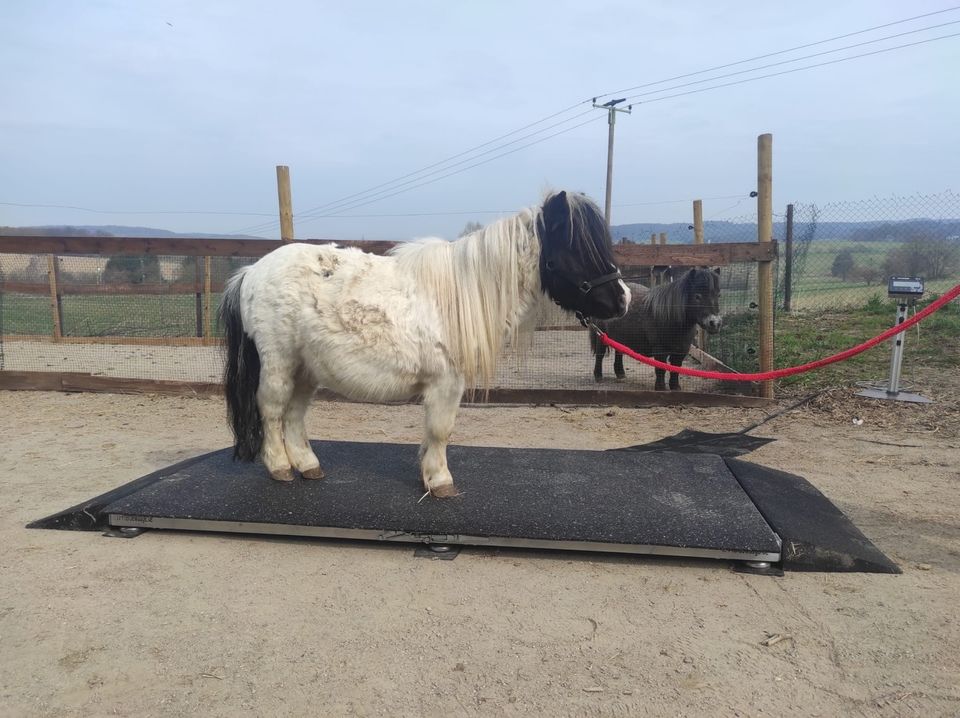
2;331;733;395
1;383;958;717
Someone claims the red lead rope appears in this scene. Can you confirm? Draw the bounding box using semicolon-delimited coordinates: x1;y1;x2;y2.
596;283;960;383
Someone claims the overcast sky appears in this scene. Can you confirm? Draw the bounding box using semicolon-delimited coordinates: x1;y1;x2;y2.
1;1;957;239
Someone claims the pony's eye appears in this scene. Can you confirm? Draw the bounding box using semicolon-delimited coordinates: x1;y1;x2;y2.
694;293;702;301
545;260;555;270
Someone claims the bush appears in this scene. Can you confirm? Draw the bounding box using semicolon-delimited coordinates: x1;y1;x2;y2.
103;256;161;284
881;235;960;280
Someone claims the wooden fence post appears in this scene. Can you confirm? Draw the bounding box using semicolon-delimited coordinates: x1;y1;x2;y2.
693;199;706;349
203;256;212;343
783;203;794;312
276;165;294;243
693;199;704;245
757;133;774;399
47;256;64;340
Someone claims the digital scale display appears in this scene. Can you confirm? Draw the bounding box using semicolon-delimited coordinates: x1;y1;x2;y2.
887;276;924;298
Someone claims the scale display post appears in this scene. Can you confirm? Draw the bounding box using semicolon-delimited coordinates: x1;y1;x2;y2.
855;276;932;404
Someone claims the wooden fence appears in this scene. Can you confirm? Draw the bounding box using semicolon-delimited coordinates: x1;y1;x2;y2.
0;235;775;406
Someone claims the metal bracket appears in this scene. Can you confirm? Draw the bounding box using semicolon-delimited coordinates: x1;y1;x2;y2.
102;526;147;539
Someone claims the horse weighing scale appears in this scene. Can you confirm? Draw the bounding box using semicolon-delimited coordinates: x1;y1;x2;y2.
30;438;898;574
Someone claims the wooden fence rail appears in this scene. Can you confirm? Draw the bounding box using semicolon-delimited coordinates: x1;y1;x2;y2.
0;236;774;264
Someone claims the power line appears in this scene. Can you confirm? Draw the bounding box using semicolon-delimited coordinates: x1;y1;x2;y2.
627;31;960;107
232;108;600;235
592;5;960;101
292;116;606;227
290;106;595;221
0;201;275;217
620;19;960;104
296;109;596;221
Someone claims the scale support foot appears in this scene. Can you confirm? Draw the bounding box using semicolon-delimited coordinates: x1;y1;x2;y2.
103;526;147;539
735;560;783;577
414;544;461;560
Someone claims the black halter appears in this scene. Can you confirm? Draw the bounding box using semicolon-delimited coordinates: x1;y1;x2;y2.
544;263;622;327
576;269;622;295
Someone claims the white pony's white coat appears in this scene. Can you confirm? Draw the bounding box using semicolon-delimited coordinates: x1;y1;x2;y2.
225;192;629;495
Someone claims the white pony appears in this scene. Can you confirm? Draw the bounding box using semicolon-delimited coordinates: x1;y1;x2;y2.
219;190;630;497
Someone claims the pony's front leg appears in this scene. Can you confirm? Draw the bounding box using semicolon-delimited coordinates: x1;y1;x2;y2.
420;374;465;498
652;354;669;391
593;349;605;382
668;353;686;391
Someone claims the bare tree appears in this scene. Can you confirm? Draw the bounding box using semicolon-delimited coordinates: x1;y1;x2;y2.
458;221;483;238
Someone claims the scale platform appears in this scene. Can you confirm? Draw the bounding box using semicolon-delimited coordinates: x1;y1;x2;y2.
30;439;898;573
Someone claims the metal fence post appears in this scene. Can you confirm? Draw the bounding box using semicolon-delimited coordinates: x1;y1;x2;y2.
47;255;64;340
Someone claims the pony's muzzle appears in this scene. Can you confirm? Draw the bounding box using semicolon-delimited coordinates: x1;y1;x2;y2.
702;315;723;334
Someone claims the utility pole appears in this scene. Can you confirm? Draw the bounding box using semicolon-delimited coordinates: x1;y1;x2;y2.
592;98;632;226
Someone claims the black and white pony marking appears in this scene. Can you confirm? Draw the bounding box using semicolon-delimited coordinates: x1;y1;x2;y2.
219;190;629;497
590;267;722;391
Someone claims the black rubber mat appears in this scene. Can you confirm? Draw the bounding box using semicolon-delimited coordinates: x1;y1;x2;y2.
29;440;898;572
97;441;780;556
613;429;775;457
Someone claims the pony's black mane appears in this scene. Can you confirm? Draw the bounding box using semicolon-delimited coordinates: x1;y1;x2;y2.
537;191;616;274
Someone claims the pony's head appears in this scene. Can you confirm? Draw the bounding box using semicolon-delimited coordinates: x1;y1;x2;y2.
536;191;630;320
683;267;723;334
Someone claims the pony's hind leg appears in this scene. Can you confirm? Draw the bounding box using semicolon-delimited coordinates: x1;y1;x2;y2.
653;363;668;391
283;374;323;479
420;374;465;498
257;355;298;482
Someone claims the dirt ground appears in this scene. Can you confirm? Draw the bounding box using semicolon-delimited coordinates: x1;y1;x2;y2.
1;381;958;717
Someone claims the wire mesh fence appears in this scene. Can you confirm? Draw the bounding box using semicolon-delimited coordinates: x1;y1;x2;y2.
0;241;763;400
6;190;954;401
777;190;960;311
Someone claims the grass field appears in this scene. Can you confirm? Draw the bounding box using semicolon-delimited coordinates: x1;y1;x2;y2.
1;293;215;337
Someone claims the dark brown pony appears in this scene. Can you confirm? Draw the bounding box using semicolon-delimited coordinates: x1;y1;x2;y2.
590;267;722;390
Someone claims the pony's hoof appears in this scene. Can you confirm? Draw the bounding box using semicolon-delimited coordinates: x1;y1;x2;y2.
430;483;460;499
654;385;667;392
301;466;325;480
615;374;626;382
270;468;296;482
593;376;603;384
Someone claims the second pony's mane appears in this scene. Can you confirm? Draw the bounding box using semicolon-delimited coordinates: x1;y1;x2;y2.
637;269;717;325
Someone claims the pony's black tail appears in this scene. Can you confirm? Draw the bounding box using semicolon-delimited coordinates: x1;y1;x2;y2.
219;268;263;461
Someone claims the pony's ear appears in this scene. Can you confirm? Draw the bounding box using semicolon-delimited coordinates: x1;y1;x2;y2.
542;191;569;231
713;266;721;275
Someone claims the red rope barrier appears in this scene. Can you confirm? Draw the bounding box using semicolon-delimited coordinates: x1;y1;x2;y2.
597;283;960;382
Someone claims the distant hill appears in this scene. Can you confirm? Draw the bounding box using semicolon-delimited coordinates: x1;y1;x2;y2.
611;218;960;244
0;225;263;239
